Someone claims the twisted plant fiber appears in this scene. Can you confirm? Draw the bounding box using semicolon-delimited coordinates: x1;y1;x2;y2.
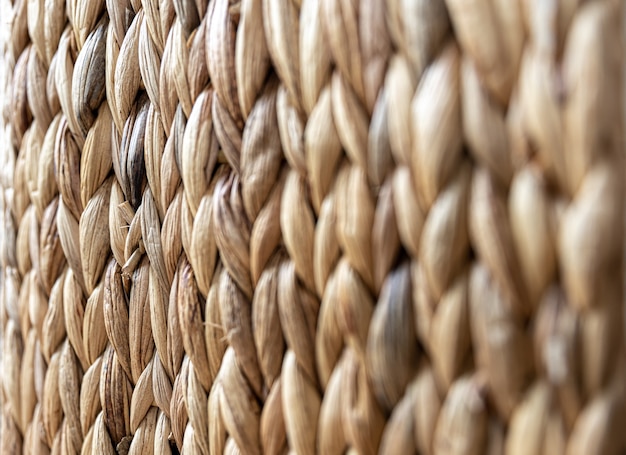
1;0;626;454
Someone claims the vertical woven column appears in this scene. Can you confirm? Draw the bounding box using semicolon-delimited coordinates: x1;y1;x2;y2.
0;0;625;454
0;0;23;452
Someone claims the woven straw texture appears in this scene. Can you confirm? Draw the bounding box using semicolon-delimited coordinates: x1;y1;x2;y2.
1;0;626;453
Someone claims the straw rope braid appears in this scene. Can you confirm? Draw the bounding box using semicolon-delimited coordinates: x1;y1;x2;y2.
276;1;388;453
261;1;338;453
35;0;112;453
160;1;218;453
506;2;626;453
140;1;226;452
0;0;29;451
105;0;212;453
134;1;188;453
3;0;67;451
22;0;68;452
96;0;163;453
200;1;294;452
450;1;625;453
380;5;479;453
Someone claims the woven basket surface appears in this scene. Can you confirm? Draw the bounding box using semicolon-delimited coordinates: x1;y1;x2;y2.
1;0;626;453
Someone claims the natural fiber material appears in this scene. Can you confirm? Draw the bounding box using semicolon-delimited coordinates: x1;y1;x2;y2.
1;0;626;453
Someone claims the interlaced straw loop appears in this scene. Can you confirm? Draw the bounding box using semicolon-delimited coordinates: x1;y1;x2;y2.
1;0;626;454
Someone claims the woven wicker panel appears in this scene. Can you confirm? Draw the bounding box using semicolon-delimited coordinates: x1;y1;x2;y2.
1;0;625;453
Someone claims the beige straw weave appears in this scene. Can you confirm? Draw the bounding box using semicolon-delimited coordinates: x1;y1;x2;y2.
1;0;626;453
